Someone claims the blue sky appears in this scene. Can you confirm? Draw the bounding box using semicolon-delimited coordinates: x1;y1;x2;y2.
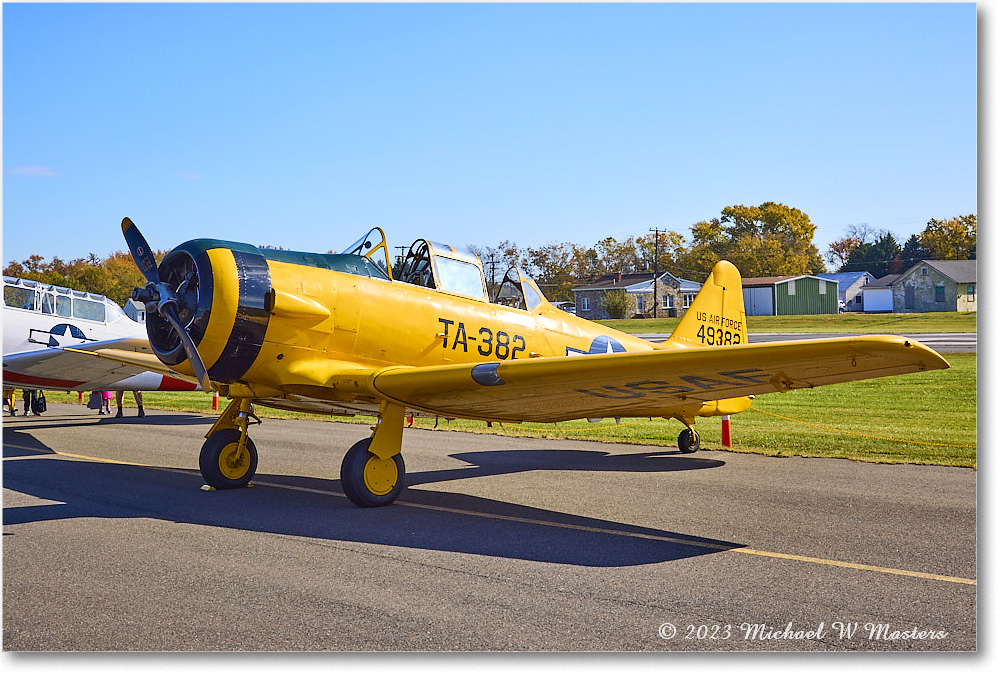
2;2;978;270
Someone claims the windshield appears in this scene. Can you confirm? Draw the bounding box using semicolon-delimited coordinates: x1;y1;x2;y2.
435;256;488;300
495;267;545;311
342;227;393;279
397;239;489;300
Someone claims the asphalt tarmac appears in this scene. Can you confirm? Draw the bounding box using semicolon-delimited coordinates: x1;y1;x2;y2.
3;402;976;651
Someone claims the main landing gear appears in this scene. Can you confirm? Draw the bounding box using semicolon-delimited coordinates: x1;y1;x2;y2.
340;401;407;507
677;427;701;454
199;398;408;508
200;398;260;489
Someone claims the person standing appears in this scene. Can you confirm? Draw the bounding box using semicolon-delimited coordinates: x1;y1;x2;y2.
22;389;39;416
100;390;113;415
115;390;145;418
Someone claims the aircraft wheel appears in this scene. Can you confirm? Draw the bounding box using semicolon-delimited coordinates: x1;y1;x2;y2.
340;438;405;508
200;429;258;489
678;428;700;454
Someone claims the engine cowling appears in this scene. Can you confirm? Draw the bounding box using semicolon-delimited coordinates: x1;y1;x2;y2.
148;239;272;384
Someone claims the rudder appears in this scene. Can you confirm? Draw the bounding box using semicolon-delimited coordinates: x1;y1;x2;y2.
664;261;747;348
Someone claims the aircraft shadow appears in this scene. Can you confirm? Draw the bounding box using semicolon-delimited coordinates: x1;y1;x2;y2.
408;448;724;486
4;437;741;567
1;409;212;434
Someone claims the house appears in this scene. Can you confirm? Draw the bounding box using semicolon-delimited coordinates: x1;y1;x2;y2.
123;298;147;323
861;274;899;313
626;271;702;318
891;260;976;313
741;275;839;316
816;271;877;312
572;271;701;320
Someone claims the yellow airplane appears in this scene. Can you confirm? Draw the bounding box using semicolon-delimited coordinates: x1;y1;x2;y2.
80;217;947;508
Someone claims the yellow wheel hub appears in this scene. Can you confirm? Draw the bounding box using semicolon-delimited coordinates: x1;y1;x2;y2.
363;455;398;496
218;442;251;480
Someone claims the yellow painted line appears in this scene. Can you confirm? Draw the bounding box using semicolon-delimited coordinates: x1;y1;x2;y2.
728;548;977;586
4;443;976;586
395;499;976;586
44;450;149;467
2;442;196;475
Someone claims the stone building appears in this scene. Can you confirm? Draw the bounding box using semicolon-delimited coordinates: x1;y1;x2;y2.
891;260;976;313
572;271;701;320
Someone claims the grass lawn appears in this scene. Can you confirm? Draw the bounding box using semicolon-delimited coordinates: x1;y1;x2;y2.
599;311;977;334
42;354;976;468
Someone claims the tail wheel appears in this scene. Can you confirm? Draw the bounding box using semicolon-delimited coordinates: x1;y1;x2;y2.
200;428;258;489
340;438;406;508
678;428;701;454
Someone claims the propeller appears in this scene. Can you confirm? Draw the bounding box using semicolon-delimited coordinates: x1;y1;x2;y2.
122;217;215;392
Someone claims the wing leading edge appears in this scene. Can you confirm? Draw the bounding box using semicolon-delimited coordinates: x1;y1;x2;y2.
368;335;949;423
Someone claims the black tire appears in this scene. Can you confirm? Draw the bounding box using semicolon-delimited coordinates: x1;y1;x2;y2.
340;438;406;508
678;428;701;454
199;428;258;489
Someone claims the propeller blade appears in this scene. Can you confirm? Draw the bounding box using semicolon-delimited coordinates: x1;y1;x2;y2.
160;302;215;393
122;217;160;284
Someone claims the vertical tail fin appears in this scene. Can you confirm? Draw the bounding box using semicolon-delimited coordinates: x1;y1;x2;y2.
664;261;748;348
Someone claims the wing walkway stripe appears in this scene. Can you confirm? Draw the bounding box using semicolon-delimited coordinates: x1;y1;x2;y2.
3;443;976;586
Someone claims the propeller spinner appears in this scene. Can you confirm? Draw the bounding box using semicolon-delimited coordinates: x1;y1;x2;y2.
122;217;215;392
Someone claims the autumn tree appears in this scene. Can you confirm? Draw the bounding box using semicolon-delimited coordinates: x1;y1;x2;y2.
3;250;165;307
678;203;825;278
825;236;861;269
636;230;688;274
522;243;580;302
594;236;643;276
919;215;976;260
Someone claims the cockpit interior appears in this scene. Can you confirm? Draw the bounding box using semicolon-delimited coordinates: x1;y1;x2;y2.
343;227;547;310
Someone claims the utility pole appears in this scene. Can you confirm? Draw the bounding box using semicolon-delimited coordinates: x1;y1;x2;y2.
649;228;664;319
394;245;408;276
484;253;501;301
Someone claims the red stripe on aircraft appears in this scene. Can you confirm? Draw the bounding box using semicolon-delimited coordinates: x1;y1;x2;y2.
2;370;85;389
158;375;198;391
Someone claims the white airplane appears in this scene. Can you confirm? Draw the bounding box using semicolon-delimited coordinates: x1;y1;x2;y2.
2;275;199;392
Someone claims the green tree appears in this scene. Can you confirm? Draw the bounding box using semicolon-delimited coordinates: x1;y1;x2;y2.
600;288;629;319
841;232;902;277
900;234;930;270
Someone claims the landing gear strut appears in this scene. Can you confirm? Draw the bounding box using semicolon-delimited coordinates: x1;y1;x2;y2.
200;397;409;506
340;401;407;507
200;429;258;488
200;398;259;489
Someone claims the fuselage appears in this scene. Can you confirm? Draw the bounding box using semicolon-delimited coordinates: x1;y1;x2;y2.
156;239;656;401
3;275;145;355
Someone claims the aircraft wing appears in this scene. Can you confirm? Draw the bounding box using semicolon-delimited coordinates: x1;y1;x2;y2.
367;336;948;423
2;336;199;391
